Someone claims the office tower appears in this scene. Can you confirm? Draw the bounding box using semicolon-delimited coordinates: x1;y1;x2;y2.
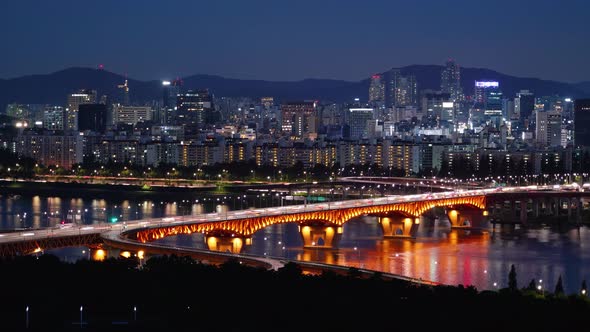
368;74;385;103
514;90;535;122
280;101;317;138
536;111;562;147
176;89;213;128
485;90;503;118
387;69;417;107
112;104;153;126
396;75;417;107
66;89;97;131
440;59;463;102
78;104;108;133
473;81;503;119
43;106;65;130
161;79;182;125
473;81;498;104
420;90;452;121
387;69;401;107
574;99;590;148
162;79;182;109
117;79;130;105
347;108;374;139
562;97;575;120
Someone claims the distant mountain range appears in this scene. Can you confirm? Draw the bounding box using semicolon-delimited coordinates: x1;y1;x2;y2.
0;65;588;111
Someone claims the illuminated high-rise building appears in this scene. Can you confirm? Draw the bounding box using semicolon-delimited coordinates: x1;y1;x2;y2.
368;74;385;103
66;89;97;131
43;106;65;130
161;79;182;125
473;81;503;120
162;79;182;109
112;104;153;126
347;108;374;139
387;69;417;107
280;101;317;138
474;81;499;105
536;110;562;147
176;89;213;129
440;59;463;102
420;90;452;122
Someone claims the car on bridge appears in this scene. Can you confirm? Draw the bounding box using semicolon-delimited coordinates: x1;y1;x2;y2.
57;220;75;229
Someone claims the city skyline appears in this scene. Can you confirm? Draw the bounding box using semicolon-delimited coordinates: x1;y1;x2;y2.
0;0;589;83
2;1;590;330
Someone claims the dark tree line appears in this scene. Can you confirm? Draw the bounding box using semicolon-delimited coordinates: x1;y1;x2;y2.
0;254;589;332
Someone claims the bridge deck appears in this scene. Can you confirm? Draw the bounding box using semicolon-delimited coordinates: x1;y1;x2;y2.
0;186;586;256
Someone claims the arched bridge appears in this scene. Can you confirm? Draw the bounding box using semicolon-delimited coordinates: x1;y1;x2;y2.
132;192;487;252
0;185;587;257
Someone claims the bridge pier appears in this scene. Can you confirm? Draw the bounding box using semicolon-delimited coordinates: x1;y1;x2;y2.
204;234;251;253
568;197;583;224
520;200;528;225
533;199;540;219
299;225;342;249
378;216;419;238
446;208;488;229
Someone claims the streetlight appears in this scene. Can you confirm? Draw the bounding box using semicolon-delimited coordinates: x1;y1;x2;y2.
25;305;29;329
133;306;137;321
80;306;83;328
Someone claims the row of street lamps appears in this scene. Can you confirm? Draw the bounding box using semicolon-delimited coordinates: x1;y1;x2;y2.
23;305;138;328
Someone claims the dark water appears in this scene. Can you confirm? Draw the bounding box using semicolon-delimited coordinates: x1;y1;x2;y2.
2;193;589;294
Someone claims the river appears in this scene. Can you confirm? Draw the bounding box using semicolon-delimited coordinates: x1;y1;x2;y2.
1;192;588;295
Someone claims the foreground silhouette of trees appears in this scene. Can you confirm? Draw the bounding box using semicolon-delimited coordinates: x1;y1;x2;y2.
0;254;589;332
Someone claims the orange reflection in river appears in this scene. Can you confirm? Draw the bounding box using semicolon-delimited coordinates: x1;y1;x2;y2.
296;228;491;289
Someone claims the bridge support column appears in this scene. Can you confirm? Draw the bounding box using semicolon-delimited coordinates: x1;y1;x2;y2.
549;198;556;215
568;197;583;224
577;198;583;223
205;235;251;253
520;200;528;225
533;199;540;218
378;216;419;238
447;208;488;229
299;225;342;249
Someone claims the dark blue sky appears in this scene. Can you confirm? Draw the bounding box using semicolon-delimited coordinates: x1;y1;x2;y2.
0;0;588;82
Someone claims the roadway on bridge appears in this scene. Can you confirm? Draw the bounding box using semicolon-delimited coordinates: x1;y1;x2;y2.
0;185;508;246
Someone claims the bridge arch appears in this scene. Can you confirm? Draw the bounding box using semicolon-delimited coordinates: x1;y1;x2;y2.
129;195;488;251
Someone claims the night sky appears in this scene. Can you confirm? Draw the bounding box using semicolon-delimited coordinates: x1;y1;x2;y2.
0;0;588;82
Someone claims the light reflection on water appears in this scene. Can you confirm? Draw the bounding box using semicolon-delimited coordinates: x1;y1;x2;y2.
155;216;590;295
3;194;590;294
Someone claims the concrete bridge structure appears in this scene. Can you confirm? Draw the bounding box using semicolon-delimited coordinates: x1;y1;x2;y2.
0;185;587;259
